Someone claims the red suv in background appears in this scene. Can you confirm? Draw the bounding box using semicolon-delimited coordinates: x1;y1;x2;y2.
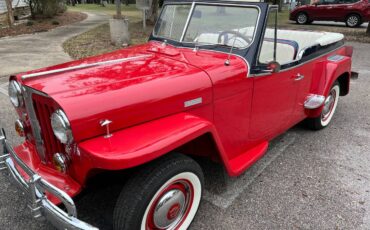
290;0;370;27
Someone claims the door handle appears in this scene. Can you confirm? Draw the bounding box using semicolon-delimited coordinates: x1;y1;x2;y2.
294;73;304;81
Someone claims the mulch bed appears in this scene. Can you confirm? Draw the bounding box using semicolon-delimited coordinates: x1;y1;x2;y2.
0;11;87;38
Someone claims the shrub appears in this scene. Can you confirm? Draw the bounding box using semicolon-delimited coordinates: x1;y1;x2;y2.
26;21;34;26
51;20;60;25
26;0;67;18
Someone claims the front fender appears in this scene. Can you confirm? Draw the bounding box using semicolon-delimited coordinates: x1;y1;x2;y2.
78;113;228;171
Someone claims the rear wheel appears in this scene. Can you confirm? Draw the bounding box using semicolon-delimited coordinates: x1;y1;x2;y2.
113;153;204;230
306;81;340;130
296;12;309;24
345;14;361;27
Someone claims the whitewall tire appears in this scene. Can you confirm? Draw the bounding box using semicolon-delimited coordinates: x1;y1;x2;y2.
307;81;340;130
113;153;204;230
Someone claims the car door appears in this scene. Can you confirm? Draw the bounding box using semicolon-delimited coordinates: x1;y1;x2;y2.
324;0;345;20
249;8;308;140
311;0;338;20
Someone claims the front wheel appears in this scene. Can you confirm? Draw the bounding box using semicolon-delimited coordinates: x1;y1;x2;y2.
113;153;204;230
306;81;340;130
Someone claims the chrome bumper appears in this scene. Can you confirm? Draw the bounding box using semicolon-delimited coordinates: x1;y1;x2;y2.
0;129;98;230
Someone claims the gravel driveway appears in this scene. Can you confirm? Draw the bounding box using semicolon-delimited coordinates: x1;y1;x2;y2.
0;36;369;229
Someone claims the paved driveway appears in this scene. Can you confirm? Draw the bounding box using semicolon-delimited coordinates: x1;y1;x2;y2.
0;34;370;229
0;12;109;77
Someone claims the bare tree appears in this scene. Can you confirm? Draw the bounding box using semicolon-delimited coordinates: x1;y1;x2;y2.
5;0;14;27
148;0;158;24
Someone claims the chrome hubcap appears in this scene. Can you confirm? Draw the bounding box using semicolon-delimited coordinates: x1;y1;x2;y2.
153;189;186;229
347;16;358;26
322;89;336;121
298;14;307;23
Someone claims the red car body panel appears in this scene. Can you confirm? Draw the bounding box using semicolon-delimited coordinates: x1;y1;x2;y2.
9;40;353;203
290;0;370;22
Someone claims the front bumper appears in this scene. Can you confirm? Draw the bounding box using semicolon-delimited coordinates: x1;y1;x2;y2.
0;129;98;230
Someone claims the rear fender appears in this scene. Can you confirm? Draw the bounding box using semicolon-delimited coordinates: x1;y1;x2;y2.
307;54;351;117
78;113;232;174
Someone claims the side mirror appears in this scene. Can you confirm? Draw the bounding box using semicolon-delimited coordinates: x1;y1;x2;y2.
267;61;281;73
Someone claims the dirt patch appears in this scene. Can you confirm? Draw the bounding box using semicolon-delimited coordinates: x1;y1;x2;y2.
0;11;87;38
63;20;153;60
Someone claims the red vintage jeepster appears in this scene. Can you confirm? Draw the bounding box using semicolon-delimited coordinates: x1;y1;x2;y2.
0;1;357;229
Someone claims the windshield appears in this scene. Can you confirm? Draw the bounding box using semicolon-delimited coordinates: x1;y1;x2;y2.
153;4;260;49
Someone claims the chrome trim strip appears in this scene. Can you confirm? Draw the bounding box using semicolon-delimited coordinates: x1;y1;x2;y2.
23;86;46;162
0;131;98;230
21;55;152;80
296;43;319;60
180;2;195;42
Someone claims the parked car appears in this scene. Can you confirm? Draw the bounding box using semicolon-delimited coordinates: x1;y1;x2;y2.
290;0;370;27
0;0;357;229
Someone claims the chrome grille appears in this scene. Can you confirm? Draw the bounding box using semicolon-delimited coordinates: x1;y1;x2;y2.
32;94;64;161
23;86;46;162
23;87;64;163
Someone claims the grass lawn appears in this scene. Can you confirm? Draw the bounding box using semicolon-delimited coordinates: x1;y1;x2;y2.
63;5;370;60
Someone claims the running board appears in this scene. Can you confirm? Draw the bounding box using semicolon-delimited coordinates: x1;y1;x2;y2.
228;141;268;176
304;94;325;109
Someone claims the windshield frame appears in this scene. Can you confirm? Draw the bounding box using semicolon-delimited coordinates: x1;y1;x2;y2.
151;1;262;51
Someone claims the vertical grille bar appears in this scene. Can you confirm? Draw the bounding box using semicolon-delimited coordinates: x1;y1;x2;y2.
31;93;64;163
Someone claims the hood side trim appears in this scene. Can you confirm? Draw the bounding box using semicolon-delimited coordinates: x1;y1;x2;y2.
21;54;153;80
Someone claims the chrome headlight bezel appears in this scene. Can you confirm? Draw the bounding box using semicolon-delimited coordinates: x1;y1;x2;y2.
51;109;73;144
8;80;23;107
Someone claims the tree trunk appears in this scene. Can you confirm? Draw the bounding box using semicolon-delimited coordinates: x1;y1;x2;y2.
278;0;284;12
367;23;370;36
148;0;158;24
5;0;14;27
115;0;122;18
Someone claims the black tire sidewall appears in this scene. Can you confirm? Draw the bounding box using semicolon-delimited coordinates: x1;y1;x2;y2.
113;153;204;230
296;12;308;24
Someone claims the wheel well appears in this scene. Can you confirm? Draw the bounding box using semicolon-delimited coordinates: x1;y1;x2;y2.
83;133;223;186
174;133;222;162
297;11;308;18
337;72;350;96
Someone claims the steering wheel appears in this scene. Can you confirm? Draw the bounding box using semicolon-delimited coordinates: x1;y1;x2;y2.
217;30;252;46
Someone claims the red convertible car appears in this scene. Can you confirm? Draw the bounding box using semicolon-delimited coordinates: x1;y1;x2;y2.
290;0;370;27
0;0;357;229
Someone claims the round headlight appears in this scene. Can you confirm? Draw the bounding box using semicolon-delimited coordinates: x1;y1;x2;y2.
8;80;23;107
51;109;73;144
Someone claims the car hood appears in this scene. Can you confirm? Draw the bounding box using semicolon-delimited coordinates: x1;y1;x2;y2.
17;42;213;142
